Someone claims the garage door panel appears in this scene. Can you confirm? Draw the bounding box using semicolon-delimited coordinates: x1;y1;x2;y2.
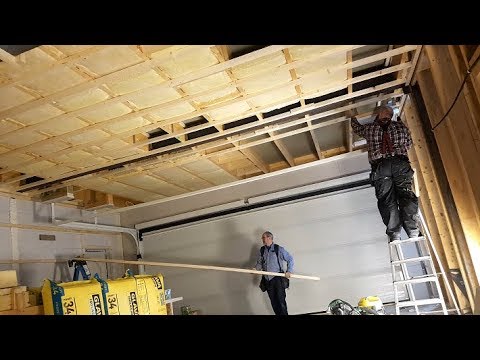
143;186;405;314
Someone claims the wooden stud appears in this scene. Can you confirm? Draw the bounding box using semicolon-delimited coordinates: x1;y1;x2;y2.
403;95;473;309
417;64;480;289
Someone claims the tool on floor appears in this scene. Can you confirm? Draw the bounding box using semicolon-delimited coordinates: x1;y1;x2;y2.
327;298;380;315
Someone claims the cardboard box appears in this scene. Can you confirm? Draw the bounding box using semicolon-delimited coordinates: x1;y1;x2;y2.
0;294;12;311
28;287;43;306
0;270;18;289
0;305;44;315
0;286;29;311
42;278;106;315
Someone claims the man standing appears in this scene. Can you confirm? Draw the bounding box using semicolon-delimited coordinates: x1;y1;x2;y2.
255;231;294;315
348;105;420;241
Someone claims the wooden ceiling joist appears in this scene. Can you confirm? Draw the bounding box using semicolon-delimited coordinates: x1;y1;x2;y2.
0;44;420;203
15;77;406;194
3;61;411;185
0;45;415;173
25;91;403;198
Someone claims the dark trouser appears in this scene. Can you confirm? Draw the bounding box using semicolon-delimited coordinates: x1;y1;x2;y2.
266;276;288;315
372;156;419;240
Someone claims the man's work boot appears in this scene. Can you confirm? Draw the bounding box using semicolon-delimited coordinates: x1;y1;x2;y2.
389;233;401;242
407;230;420;238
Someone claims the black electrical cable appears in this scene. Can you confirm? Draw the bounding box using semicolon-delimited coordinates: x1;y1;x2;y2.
432;54;480;131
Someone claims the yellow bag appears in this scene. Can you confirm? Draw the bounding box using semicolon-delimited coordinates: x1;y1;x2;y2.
134;274;167;315
42;277;106;315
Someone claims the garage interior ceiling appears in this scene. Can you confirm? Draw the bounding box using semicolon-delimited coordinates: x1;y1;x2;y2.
0;45;421;208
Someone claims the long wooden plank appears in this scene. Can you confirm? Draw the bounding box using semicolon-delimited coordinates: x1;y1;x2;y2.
0;46;412;169
17;82;405;192
0;222;121;235
0;258;320;281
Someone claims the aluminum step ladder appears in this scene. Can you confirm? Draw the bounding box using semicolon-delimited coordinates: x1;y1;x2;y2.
388;210;461;315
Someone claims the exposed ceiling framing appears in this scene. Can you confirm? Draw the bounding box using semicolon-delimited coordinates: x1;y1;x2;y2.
0;44;421;209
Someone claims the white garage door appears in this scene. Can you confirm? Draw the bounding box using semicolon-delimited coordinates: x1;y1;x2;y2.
142;185;401;315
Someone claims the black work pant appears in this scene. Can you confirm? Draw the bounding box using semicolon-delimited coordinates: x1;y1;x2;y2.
372;156;419;240
266;276;288;315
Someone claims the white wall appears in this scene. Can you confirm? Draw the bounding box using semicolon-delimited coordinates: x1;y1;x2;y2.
123;152;429;314
142;186;406;315
0;195;125;288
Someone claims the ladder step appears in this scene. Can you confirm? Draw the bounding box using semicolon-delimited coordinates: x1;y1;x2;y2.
391;256;432;265
394;275;438;285
390;236;426;246
396;298;444;308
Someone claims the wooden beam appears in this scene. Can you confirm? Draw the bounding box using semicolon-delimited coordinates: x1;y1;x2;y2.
0;48;21;68
4;66;410;181
0;47;413;169
425;46;480;219
406;46;423;85
213;49;277;175
406;146;457;309
0;222;121;236
234;146;269;174
468;46;480;68
0;60;409;190
0;172;25;186
417;65;480;289
86;110;376;185
0;46;108;89
0;256;320;280
447;45;480;145
0;45;358;141
83;257;323;280
16;87;402;192
307;117;323;160
346;50;354;152
0;45;293;129
403;95;473;309
22;92;398;194
74;189;140;209
284;47;321;160
0;45;201;120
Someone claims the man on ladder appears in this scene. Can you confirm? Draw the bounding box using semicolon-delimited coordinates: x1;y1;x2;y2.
347;105;458;315
347;105;419;242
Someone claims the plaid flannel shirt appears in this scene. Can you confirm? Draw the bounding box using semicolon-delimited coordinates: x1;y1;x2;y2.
351;117;413;163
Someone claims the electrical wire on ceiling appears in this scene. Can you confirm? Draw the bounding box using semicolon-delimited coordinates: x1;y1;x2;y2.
431;53;480;131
